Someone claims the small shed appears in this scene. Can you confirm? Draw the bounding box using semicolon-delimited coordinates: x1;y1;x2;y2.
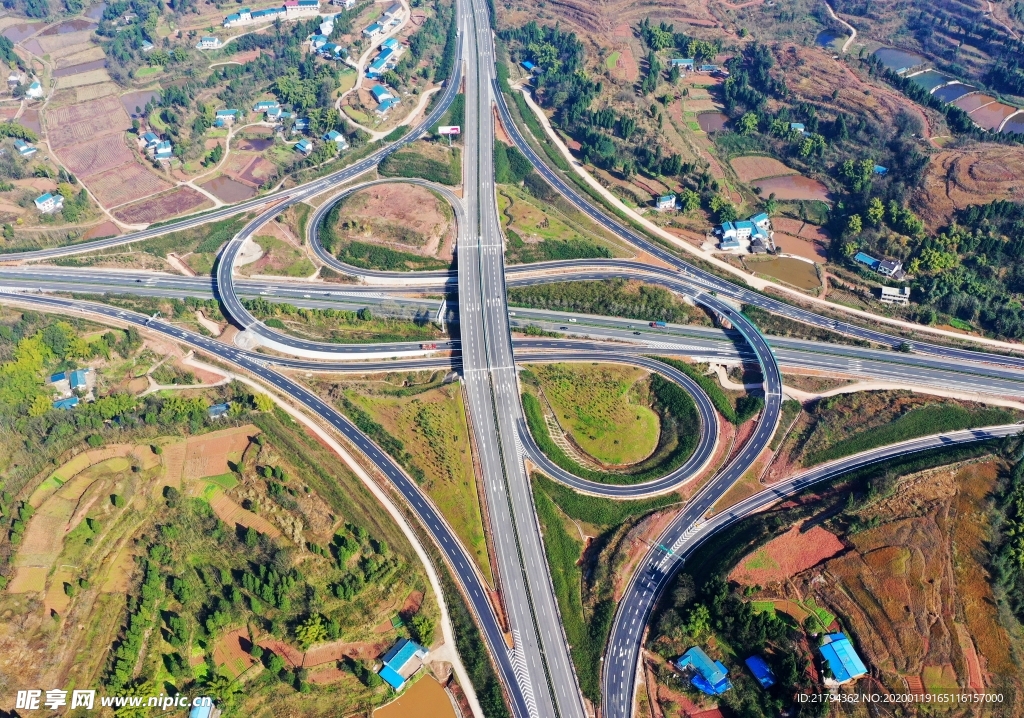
208;403;230;418
744;656;776;688
53;397;79;410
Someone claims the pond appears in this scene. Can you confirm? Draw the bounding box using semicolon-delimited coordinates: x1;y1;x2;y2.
40;18;97;35
697;112;728;132
374;676;456;718
1001;112;1024;135
120;90;160;116
54;59;106;78
872;47;926;73
236;138;274;151
752;257;820;290
953;93;996;113
753;175;830;202
969;101;1021;131
85;2;107;20
2;23;41;43
815;30;843;48
908;70;953;93
931;82;976;104
200;176;257;203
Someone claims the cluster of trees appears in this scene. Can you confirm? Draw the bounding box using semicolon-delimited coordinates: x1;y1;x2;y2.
995;436;1024;622
107;559;163;690
508;279;695;324
494;141;532;184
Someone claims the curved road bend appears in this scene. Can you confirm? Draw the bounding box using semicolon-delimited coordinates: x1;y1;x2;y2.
0;289;537;718
602;421;1021;718
491;83;1024;372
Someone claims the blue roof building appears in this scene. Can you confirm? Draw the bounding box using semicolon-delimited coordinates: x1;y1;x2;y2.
141;131;159;148
377;638;428;691
750;212;770;227
49;371;67;384
53;397;79;410
323;129;348;147
216;109;239;118
521;60;536;72
720;236;742;250
294;138;313;155
14;139;36;156
381;37;400;52
309;34;328;49
699;64;719;72
367;47;394;77
819;633;868;684
70;369;88;389
656;194;676;211
293;117;310;132
873;164;888;175
208;403;230;418
744;656;776;689
670;58;695;68
253;100;280;111
377;97;399;113
854;252;881;270
363;21;383;36
154;140;173;159
370;84;394;103
187;701;216;718
676;647;732;695
790;122;806;133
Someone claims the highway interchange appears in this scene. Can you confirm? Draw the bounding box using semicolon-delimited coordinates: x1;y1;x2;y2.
2;1;1024;715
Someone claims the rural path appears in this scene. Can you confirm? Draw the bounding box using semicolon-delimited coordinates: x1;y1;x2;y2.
986;0;1021;40
781;379;1024;410
516;85;1024;354
822;0;857;53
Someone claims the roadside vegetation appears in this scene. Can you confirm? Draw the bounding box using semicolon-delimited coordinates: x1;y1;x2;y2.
379;141;462;186
241;299;443;344
788;391;1019;467
654;357;764;425
531;472;678;704
508;279;706;325
314;372;492;583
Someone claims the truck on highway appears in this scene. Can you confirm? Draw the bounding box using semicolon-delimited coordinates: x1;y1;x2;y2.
421;343;437;350
649;321;667;328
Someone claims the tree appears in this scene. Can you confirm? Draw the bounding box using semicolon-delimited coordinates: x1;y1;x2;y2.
679;189;700;214
737;112;759;135
866;197;885;226
245;527;259;547
253;393;274;412
411;612;436;646
684;604;711;640
845;214;863;235
296;614;328;649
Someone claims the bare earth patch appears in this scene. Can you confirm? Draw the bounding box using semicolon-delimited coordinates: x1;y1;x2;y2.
332;183;454;261
730;524;845;585
730;155;798;182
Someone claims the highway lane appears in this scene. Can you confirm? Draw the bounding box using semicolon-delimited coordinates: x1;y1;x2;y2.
12;266;1024;396
0;288;540;718
601;421;1022;718
457;0;570;713
490;81;1024;372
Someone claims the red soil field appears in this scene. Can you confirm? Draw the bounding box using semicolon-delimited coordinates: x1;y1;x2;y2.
46;95;124;127
213;627;256;678
235;156;277;187
112;187;209;224
56;134;133;177
730;524;845;584
87;163;173;207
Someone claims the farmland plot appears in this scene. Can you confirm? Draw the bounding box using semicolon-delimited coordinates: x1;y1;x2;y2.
112;187;211;224
56;134;133;177
88;163;173;207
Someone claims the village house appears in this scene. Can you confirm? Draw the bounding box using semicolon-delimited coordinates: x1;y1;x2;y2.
14;139;36;157
655;194;677;211
196;36;221;50
294;138;313;155
323;129;349;148
34;192;64;214
25;81;43;100
879;286;910;305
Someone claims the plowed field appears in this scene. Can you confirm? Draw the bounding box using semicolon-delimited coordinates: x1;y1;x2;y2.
88;163;173;207
112;187;210;224
730;155;798;182
56;134;133;177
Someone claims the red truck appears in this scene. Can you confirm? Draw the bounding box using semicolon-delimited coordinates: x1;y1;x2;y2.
421;343;437;350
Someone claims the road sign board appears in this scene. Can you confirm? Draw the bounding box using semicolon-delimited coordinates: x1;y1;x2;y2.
438;125;461;135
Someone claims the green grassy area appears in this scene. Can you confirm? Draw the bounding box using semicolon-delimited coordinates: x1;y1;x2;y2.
804;403;1018;466
136;66;162;77
343;106;372;125
204;472;239;490
241;235;316;277
526;363;660;466
333;240;450;272
507;279;700;325
606;51;620;70
521;367;700;484
379;143;461;185
337;377;492;584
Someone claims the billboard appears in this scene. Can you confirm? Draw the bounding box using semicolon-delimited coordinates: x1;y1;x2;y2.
438;125;461;135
